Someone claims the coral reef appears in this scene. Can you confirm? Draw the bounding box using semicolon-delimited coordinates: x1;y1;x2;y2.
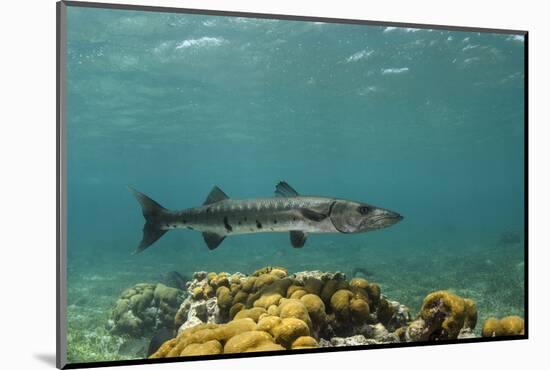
481;316;525;337
98;266;509;360
151;266;415;358
107;283;185;337
67;234;526;363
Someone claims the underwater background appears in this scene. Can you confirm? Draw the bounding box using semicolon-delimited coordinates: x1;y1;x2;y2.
65;6;525;363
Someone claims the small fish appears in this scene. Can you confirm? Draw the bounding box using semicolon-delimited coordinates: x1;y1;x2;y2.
351;267;375;278
159;271;188;290
130;181;403;253
147;328;174;357
118;337;149;357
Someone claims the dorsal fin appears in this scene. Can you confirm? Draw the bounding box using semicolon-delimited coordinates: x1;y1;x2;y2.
275;181;299;197
204;186;229;205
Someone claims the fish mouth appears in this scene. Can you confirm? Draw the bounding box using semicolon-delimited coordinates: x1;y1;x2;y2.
368;213;404;228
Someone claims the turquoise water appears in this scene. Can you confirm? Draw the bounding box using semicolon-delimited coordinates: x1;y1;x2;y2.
65;6;525;363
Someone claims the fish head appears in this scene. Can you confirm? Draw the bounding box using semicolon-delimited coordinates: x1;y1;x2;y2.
330;200;403;233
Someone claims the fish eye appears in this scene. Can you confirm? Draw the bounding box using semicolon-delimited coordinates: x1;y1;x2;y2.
358;206;369;215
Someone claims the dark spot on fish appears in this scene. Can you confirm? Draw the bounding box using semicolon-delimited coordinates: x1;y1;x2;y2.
273;220;277;224
293;217;297;221
256;220;262;229
182;220;186;224
244;217;248;221
238;221;241;225
223;216;233;232
188;226;194;230
206;208;211;213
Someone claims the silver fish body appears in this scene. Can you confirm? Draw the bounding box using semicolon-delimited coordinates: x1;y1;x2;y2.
130;181;403;253
169;197;339;235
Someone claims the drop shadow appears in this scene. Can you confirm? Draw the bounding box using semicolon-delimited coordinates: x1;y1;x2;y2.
34;353;57;367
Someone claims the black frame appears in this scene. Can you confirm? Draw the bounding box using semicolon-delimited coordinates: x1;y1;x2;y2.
56;1;529;369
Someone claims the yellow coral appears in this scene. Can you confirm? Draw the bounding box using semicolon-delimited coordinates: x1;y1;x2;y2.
253;293;283;308
232;290;248;305
252;266;288;277
482;316;524;337
300;294;326;327
278;298;313;330
242;276;257;292
272;317;310;348
350;278;369;290
330;289;353;320
257;315;282;333
270;268;288;279
210;275;230;290
291;336;318;349
289;289;308;300
320;279;348;304
234;307;267;322
481;317;502;337
267;304;279;316
245;278;293;308
180;340;222;356
303;278;323;296
203;284;215;298
216;286;233;310
286;284;305;298
206;272;217;283
253;273;279;290
420;291;469;339
350;298;370;324
500;316;524;335
192;287;205;300
224;331;284;353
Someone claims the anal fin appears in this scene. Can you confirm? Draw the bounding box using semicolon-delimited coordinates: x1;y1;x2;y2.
202;232;226;250
290;231;308;248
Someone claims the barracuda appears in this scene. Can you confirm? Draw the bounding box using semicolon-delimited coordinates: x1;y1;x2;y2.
130;181;403;254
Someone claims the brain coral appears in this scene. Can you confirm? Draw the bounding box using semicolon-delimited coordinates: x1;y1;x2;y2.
405;290;477;341
481;316;524;337
108;282;184;337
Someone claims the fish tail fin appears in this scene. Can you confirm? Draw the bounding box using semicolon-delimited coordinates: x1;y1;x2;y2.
128;187;169;254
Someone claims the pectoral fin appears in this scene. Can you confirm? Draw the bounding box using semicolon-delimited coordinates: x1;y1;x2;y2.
290;231;308;248
300;208;328;222
202;232;226;250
